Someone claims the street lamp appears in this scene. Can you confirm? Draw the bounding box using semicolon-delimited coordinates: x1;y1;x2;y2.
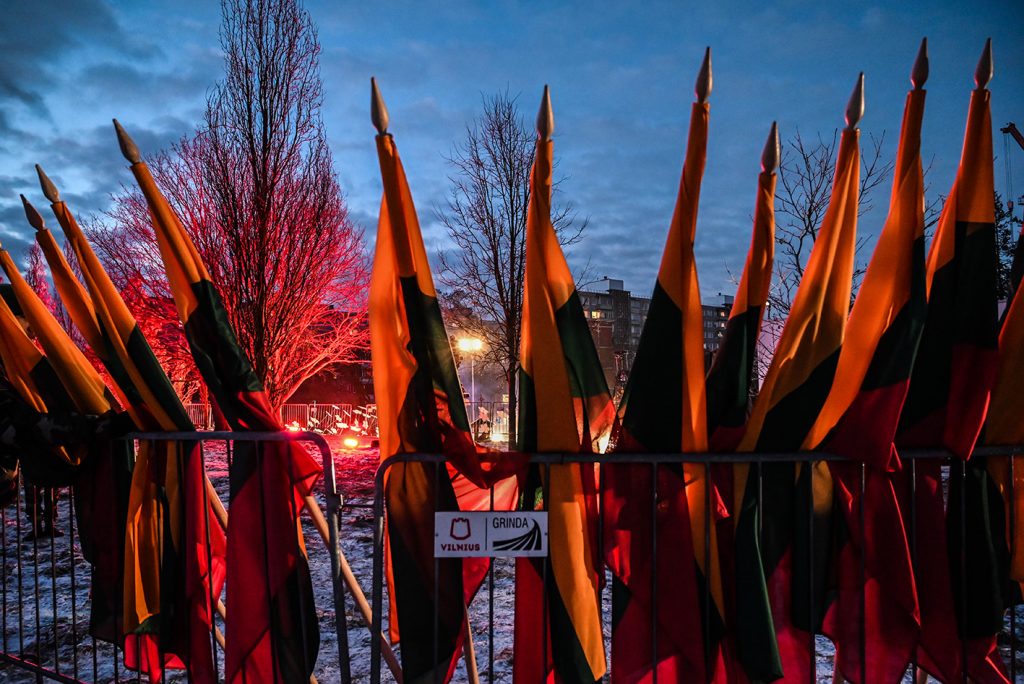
456;336;484;408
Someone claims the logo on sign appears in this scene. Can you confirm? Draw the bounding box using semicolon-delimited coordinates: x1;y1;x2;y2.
449;517;471;540
492;520;542;552
435;511;547;557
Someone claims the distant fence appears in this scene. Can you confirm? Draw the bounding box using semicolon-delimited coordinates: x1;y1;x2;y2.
464;401;510;445
183;401;510;446
184;402;379;438
183;403;213;430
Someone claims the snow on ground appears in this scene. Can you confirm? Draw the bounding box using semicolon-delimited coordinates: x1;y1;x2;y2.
1;438;1023;682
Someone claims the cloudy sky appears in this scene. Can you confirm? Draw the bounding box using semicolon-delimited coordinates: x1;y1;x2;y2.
2;0;1022;298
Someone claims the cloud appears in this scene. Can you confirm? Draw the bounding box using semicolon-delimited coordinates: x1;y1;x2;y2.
0;202;35;266
3;0;1024;304
0;1;159;118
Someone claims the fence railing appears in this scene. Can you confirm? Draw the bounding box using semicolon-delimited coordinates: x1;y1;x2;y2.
185;401;505;445
0;430;352;684
463;402;510;446
5;439;1020;682
184;402;378;438
370;447;1024;684
183;403;213;431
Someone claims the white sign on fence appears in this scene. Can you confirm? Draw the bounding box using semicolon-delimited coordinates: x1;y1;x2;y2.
434;511;548;558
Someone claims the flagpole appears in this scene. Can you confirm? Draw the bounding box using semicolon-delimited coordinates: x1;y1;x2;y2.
371;77;480;683
28;171;237;539
109;119;406;682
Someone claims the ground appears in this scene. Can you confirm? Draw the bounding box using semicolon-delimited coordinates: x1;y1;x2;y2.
1;439;1022;682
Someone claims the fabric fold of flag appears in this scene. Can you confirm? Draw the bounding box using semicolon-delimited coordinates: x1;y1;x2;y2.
0;286;76;463
705;162;779;682
805;88;927;684
42;198;227;683
515;129;612;683
0;288;82;487
370;131;519;683
126;154;321;684
0;250;134;646
736;126;860;683
895;84;1005;684
984;232;1024;615
603;100;725;683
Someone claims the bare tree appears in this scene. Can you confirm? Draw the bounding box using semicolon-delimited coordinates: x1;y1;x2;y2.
757;129;944;370
437;91;586;444
769;129;895;319
995;191;1020;299
93;0;368;410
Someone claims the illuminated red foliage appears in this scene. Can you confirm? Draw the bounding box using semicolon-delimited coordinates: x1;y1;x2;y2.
92;0;368;409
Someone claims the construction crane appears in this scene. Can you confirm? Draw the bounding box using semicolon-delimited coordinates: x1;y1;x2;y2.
1003;122;1024;151
1001;123;1024;220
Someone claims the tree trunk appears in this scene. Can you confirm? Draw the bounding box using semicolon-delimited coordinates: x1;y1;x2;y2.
506;369;517;450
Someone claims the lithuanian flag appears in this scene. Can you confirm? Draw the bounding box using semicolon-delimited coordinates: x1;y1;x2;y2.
736;76;863;683
803;66;928;683
704;124;779;682
31;178;228;683
894;44;1004;683
984;229;1024;615
603;56;725;681
706;126;776;452
0;245;134;646
514;86;612;683
0;285;79;481
369;80;518;683
0;245;111;413
944;49;1012;684
1009;224;1024;305
115;120;321;683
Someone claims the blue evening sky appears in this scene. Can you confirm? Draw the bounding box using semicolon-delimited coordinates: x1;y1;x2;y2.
1;1;1022;298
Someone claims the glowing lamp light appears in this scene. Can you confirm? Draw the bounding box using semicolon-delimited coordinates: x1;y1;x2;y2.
342;436;360;449
456;337;483;353
457;336;484;406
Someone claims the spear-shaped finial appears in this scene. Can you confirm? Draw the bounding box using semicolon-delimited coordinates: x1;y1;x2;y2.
112;119;142;164
845;72;865;131
536;85;554;141
695;47;712;103
911;38;929;90
975;38;993;89
370;77;389;135
20;195;45;231
761;121;780;173
35;165;61;203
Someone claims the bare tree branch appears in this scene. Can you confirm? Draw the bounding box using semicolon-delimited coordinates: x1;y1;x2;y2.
434;91;588;443
769;128;895;320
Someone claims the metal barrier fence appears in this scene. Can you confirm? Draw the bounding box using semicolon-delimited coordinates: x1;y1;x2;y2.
183;404;213;430
370;447;1024;683
183;403;377;437
462;403;510;446
0;430;352;684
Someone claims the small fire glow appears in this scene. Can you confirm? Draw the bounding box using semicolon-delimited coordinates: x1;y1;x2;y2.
286;422;302;433
342;436;360;449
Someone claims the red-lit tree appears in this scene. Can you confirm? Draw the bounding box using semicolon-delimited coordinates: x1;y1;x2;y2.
92;0;368;410
25;243;55;314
